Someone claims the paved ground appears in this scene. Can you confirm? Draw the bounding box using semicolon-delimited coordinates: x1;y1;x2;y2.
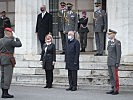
0;86;133;100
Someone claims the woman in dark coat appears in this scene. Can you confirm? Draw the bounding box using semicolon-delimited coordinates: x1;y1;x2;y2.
78;10;89;52
65;31;80;91
40;34;56;88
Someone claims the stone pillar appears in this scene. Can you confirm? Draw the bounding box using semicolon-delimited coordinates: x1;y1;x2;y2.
107;0;131;56
15;0;49;55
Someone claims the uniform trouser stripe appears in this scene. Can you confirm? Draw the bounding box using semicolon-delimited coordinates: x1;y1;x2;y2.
108;66;119;92
115;68;119;92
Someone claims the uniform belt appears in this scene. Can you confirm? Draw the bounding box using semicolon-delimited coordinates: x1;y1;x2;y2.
0;53;14;56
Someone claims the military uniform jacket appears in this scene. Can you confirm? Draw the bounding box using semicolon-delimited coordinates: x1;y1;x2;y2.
65;39;80;70
58;10;66;32
0;37;22;65
64;11;78;33
107;39;121;66
94;9;107;32
40;43;56;70
78;17;89;33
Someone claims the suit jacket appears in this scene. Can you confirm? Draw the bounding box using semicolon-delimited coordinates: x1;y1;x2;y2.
94;9;107;32
0;37;22;65
40;43;56;70
65;39;80;70
58;10;66;32
107;39;121;66
64;11;78;33
36;12;52;41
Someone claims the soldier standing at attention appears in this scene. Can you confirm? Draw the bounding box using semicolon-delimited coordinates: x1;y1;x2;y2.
58;2;67;54
64;3;78;37
93;0;107;56
0;28;22;98
106;29;121;95
78;10;89;52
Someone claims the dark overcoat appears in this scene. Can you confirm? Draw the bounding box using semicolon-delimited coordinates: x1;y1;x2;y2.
36;12;52;42
40;43;56;70
65;39;80;70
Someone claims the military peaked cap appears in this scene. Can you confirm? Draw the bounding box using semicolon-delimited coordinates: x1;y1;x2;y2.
108;29;117;35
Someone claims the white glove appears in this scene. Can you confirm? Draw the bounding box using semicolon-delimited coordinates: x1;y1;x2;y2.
12;31;17;38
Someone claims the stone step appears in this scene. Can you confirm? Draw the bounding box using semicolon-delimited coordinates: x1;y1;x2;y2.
15;54;133;64
15;54;108;62
13;68;133;78
12;74;133;86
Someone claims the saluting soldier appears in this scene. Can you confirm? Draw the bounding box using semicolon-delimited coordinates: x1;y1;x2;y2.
0;28;22;98
58;2;67;54
93;0;107;56
64;3;78;35
78;10;89;52
106;29;121;95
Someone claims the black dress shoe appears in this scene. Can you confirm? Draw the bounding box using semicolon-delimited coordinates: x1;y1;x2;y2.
44;86;48;88
48;86;52;88
98;54;103;56
71;87;77;91
80;50;83;52
106;90;114;94
60;52;65;54
66;87;72;91
112;91;119;95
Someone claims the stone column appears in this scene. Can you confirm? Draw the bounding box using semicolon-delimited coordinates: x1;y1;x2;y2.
15;0;49;55
107;0;131;56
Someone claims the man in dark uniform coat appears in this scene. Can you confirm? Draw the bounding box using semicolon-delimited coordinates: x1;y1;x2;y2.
93;0;107;56
106;29;121;95
58;2;67;54
64;3;78;34
0;11;11;38
0;28;22;98
35;5;52;50
78;10;89;52
65;31;80;91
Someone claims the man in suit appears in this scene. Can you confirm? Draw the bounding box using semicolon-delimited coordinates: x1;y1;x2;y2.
64;3;78;35
58;2;67;54
0;28;22;98
0;11;11;39
65;31;80;91
93;0;107;56
35;5;52;50
106;29;121;95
